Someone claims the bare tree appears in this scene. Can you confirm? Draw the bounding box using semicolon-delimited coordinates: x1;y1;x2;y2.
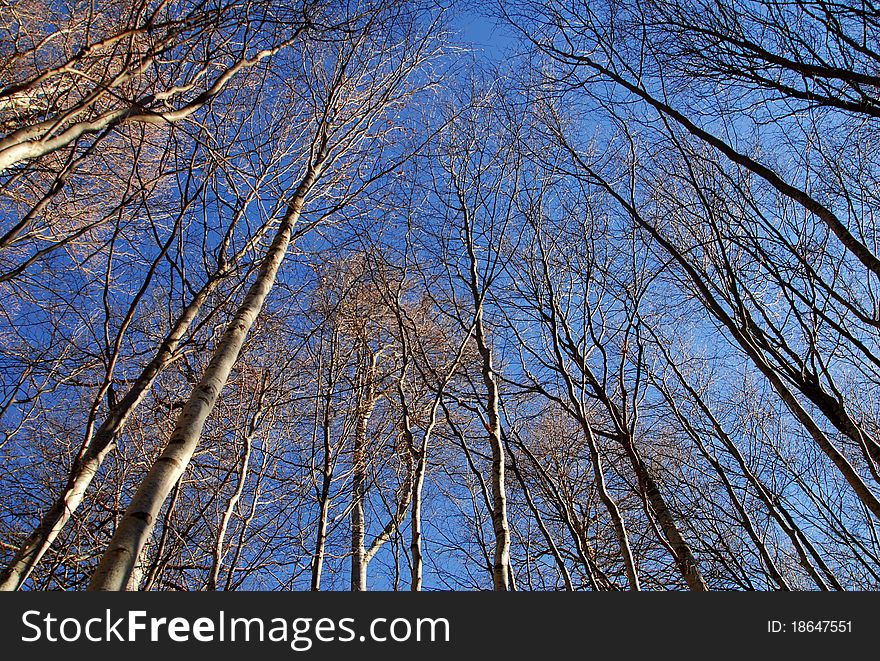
88;1;445;590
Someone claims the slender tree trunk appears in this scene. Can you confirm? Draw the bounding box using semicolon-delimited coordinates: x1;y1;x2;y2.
405;396;447;592
407;393;447;591
350;433;367;589
582;422;640;590
88;162;323;591
405;392;449;592
409;453;426;591
312;342;337;592
388;282;472;591
624;443;709;591
473;316;511;591
207;412;258;591
350;350;379;592
462;202;511;591
311;486;332;591
0;277;219;591
506;437;574;590
593;179;880;523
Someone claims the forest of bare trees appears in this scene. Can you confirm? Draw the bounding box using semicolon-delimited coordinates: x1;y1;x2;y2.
1;0;879;591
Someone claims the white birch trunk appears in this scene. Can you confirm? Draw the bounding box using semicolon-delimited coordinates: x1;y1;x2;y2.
311;345;337;592
0;280;217;591
88;163;322;591
350;351;379;592
463;210;511;591
207;413;257;591
474;321;511;592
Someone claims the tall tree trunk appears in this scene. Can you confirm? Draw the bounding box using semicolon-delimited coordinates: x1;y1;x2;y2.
409;452;426;591
207;407;260;591
125;553;147;592
624;443;709;591
474;316;511;591
407;388;454;591
312;336;338;592
140;476;183;591
0;276;221;591
462;202;511;591
88;162;323;591
350;350;379;592
311;480;332;591
404;387;447;591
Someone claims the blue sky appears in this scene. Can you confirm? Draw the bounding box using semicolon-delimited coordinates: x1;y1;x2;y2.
451;5;517;61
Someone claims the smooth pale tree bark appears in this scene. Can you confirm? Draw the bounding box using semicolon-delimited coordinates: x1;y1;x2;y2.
0;195;279;591
88;159;324;591
468;272;511;591
561;404;640;590
0;10;304;178
377;273;475;591
361;342;415;582
408;442;426;591
126;555;148;592
454;178;512;590
406;383;458;591
311;331;340;592
311;444;334;589
311;431;334;590
406;385;455;591
393;323;475;590
350;349;380;592
0;273;224;591
581;419;640;590
139;476;185;592
315;344;419;589
207;401;264;591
